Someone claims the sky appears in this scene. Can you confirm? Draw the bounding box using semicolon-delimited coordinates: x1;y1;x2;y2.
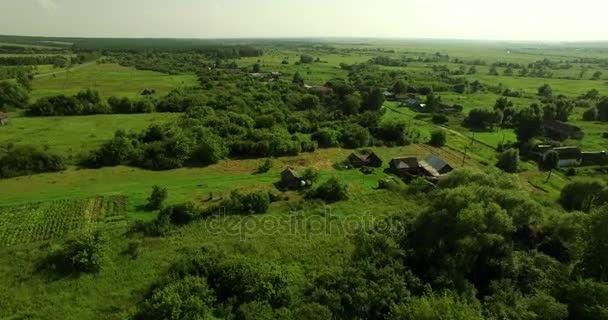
0;0;606;41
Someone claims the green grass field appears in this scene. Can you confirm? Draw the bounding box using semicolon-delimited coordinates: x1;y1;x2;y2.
0;113;179;160
30;63;198;100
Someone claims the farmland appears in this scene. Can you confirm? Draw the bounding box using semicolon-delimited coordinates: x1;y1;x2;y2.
0;35;607;319
0;196;127;247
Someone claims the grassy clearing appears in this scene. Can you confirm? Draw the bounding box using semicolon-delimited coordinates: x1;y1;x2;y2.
30;63;198;100
0;113;179;160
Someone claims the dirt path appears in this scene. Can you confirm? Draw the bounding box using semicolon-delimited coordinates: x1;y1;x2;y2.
33;61;96;79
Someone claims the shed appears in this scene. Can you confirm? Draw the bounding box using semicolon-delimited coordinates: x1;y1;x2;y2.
366;152;383;168
0;112;8;126
419;155;453;177
281;168;304;189
348;153;367;168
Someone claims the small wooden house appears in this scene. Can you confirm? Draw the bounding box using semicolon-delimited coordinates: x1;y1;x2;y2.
348;153;367;168
365;152;383;168
389;157;420;176
0;112;8;126
281;168;304;189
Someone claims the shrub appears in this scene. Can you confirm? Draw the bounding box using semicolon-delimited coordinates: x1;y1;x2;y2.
496;148;520;173
0;144;65;179
340;124;370;149
223;191;271;215
45;229;108;274
256;158;273;174
146;185;168;210
311;128;340;148
431;114;449;124
163;202;201;225
583;107;598;121
307;177;348;203
301;168;320;187
138;276;215;320
560;179;608;212
429;129;447;147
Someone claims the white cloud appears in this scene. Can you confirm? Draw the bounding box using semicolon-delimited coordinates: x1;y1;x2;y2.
35;0;57;15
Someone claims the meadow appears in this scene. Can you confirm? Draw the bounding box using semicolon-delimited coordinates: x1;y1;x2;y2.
30;63;198;100
0;37;607;319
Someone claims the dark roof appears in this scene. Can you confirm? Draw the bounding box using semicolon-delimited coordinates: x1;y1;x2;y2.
348;153;365;161
390;157;419;169
551;147;582;159
366;152;382;162
544;120;584;140
422;155;449;171
282;168;300;179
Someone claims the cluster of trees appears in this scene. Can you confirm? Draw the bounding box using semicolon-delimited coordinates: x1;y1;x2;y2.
84;124;228;170
123;170;608;320
0;65;35;80
0;81;30;109
84;67;417;170
27;90;160;116
583;97;608;122
132;190;273;236
0;55;70;66
0;144;65;179
134;249;295;320
299;169;608;319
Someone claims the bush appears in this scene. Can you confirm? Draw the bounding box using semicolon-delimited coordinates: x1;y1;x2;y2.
302;168;320;187
583;107;598;121
496;148;520;173
146;185;168;210
138;276;215;320
429;129;447;147
222;191;271;215
307;177;348;203
431;114;449;124
465;108;502;130
560;179;608;212
340;124;370;149
256;158;273;174
163;202;201;225
0;144;65;179
311;129;340;148
45;229;108;274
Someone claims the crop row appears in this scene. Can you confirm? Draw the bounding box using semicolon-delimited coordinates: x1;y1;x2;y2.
0;195;129;247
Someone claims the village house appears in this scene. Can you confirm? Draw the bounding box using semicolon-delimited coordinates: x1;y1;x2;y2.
366;152;383;168
0;112;8;126
582;151;608;166
281;168;304;190
419;155;453;177
389;157;421;176
548;147;583;168
347;152;384;168
348;153;367;168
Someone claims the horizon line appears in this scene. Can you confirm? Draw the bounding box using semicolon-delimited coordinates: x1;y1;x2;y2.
2;34;608;44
